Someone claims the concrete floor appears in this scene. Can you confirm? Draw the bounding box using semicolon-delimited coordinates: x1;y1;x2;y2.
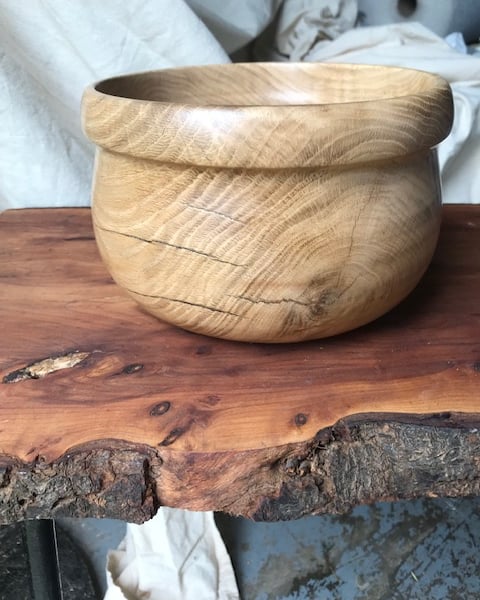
55;496;480;599
216;497;480;599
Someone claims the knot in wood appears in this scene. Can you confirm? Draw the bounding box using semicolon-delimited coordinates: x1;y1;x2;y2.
294;413;308;426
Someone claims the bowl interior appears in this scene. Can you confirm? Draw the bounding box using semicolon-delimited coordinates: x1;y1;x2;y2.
94;63;440;107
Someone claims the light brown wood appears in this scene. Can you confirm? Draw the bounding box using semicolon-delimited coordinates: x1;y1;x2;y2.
82;62;453;342
0;207;479;523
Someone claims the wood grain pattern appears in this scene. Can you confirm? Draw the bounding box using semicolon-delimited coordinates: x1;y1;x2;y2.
82;62;453;342
0;207;479;522
83;63;453;168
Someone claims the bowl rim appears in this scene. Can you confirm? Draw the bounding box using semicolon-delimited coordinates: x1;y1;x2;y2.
90;62;447;107
82;62;454;169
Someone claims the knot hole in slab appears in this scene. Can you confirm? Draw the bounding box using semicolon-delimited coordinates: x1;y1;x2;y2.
150;401;171;416
295;413;308;426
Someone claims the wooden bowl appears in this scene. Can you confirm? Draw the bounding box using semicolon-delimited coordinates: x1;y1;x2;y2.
82;63;453;343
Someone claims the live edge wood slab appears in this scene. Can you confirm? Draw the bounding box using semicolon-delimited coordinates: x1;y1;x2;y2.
0;206;479;524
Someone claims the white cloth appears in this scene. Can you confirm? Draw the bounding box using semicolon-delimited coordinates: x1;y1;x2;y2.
104;508;239;600
305;23;480;204
275;0;358;60
185;0;282;54
0;0;228;211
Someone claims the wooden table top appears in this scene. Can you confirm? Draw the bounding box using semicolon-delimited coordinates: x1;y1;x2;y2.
0;206;479;523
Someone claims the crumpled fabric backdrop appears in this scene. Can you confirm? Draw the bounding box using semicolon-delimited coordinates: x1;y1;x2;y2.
0;0;229;210
275;0;358;60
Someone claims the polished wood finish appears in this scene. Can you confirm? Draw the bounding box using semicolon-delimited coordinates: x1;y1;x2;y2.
83;63;453;168
0;207;479;523
82;63;453;342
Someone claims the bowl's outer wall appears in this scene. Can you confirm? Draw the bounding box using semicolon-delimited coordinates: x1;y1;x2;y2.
91;148;442;343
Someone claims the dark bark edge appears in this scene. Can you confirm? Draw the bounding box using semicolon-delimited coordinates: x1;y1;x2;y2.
0;413;479;524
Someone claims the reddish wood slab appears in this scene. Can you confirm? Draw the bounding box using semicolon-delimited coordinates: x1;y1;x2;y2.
0;206;479;523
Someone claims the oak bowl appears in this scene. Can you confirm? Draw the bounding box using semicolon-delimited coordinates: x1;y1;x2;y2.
82;62;453;343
